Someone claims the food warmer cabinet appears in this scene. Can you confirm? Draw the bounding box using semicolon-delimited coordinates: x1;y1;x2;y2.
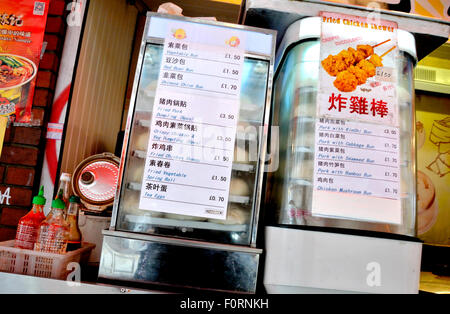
98;13;276;293
242;0;449;293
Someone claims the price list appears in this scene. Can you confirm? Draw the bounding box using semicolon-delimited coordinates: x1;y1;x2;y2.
139;22;245;220
312;118;402;224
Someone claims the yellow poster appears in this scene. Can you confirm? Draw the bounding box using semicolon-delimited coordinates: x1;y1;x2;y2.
416;96;450;245
0;116;7;157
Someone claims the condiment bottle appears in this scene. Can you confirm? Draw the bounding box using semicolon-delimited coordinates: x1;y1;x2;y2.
34;198;69;254
57;172;72;214
66;195;82;251
14;186;47;250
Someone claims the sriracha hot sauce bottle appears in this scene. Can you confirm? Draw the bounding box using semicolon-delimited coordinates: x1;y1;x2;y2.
15;186;47;249
34;198;69;254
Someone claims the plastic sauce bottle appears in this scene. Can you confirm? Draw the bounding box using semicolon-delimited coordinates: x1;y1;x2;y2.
66;196;82;251
34;198;69;254
14;186;47;250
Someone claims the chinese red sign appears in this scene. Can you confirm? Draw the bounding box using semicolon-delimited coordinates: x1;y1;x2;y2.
0;0;49;123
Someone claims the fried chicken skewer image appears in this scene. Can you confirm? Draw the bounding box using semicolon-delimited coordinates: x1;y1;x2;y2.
321;39;391;76
333;45;396;93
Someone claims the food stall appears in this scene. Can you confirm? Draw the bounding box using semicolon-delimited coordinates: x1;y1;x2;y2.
0;0;449;296
96;13;275;293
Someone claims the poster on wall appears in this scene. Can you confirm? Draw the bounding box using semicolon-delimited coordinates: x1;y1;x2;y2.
416;100;450;246
312;12;402;224
0;0;49;124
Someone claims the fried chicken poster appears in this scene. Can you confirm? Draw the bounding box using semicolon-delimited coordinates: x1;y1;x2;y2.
318;12;399;127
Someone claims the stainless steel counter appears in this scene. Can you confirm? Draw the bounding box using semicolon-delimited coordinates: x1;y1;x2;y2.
0;272;162;294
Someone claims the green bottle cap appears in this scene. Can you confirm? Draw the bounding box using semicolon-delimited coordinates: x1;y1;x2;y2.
69;195;80;203
32;186;46;206
51;198;66;209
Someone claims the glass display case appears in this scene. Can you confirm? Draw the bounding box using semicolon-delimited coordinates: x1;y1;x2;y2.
115;46;270;245
266;17;418;237
99;13;275;293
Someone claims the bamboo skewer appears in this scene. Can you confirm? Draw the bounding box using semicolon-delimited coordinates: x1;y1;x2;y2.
372;39;391;49
380;45;396;59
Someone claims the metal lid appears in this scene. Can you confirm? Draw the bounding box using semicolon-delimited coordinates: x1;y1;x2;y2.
72;152;120;212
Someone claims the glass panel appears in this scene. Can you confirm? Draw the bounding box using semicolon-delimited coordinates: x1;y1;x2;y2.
116;43;270;245
266;39;416;236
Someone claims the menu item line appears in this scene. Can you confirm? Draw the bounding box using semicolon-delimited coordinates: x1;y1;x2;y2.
320;129;398;140
316;157;398;168
144;179;227;192
148;156;230;169
164;68;239;82
153;139;233;152
166;51;241;66
141;196;225;209
153;116;234;129
159;82;238;96
318;143;397;154
323;173;399;183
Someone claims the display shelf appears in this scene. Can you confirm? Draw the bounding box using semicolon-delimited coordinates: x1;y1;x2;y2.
294;146;313;153
232;163;255;172
137;119;151;128
125;214;248;232
293;116;315;124
243;0;450;61
289;178;312;186
229;195;251;204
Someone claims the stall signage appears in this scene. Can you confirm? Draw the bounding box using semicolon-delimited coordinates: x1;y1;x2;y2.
312;12;402;224
138;20;245;220
0;0;49;124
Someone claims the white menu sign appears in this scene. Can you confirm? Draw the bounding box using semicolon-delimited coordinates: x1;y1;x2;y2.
139;20;245;220
312;12;401;224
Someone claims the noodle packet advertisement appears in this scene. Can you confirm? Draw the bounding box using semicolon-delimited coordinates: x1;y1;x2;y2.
318;12;399;128
0;0;49;124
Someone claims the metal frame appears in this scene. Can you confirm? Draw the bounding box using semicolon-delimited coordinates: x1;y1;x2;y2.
109;12;276;249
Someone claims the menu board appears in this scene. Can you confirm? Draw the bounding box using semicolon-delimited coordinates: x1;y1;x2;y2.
312;12;402;224
0;0;49;124
138;20;245;220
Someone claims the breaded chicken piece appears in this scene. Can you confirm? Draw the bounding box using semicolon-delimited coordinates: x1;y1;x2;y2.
333;70;358;92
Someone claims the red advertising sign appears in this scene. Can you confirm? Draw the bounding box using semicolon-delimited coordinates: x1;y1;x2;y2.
0;0;49;123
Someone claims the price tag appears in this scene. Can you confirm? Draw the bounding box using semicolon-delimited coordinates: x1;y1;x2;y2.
139;21;245;220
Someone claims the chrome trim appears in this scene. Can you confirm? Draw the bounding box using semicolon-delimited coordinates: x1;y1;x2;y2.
102;230;263;254
250;31;276;247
